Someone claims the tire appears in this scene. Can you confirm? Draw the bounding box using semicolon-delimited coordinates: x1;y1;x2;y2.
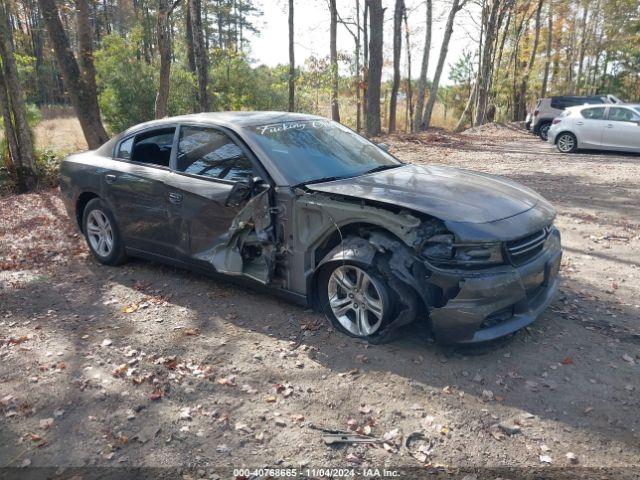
556;132;577;153
538;122;551;141
82;198;127;265
317;260;396;341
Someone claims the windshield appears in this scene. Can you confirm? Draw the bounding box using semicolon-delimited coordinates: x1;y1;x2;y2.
245;120;401;185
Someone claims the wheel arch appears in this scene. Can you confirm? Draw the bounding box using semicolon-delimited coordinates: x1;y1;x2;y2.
306;223;430;341
76;191;101;232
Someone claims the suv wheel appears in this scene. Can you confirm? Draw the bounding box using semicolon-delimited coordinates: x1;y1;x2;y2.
82;198;127;265
539;123;551;141
556;132;577;153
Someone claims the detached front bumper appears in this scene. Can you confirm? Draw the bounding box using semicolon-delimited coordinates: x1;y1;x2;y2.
429;229;562;344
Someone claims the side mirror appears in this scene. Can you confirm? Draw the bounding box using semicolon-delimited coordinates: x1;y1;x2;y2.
225;176;263;207
377;142;390;152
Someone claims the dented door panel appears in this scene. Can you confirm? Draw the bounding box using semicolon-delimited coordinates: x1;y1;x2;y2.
164;172;240;263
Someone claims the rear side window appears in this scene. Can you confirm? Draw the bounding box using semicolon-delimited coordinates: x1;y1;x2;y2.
581;107;605;120
176;126;255;182
130;128;175;167
608;107;640;122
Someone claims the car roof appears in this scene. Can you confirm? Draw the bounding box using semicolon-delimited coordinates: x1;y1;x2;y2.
120;111;325;136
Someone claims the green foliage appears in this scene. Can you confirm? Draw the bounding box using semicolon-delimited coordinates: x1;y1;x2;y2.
95;31;157;133
95;29;196;134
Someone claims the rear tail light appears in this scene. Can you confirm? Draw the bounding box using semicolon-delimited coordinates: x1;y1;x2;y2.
552;118;561;124
534;110;539;116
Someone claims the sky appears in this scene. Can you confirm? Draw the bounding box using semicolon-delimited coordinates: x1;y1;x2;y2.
247;0;480;86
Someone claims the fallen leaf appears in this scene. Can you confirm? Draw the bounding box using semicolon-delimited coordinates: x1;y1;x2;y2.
149;389;163;401
217;376;237;387
112;364;128;378
39;418;54;430
561;356;574;365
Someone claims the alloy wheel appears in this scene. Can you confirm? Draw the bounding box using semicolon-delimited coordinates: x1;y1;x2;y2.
557;134;576;153
86;210;114;257
327;265;385;337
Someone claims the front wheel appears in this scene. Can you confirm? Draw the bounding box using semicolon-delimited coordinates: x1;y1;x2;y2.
556;132;577;153
82;198;127;265
318;262;394;340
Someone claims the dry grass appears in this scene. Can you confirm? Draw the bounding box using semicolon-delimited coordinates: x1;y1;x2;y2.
34;116;87;153
30;102;455;155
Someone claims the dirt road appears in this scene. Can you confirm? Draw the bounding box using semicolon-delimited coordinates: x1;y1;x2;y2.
1;125;639;478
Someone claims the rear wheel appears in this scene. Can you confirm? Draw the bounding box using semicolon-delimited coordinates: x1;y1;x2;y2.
318;262;394;340
556;132;577;153
538;122;551;141
82;198;127;265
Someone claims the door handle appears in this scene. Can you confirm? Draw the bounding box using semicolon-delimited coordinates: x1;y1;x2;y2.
105;174;117;184
606;124;614;128
168;192;183;204
576;121;584;125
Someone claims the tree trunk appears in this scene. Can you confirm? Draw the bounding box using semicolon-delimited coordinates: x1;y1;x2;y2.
38;0;108;148
0;67;23;180
362;0;368;128
388;0;403;133
288;0;295;111
185;3;196;74
454;81;477;132
403;6;412;132
0;2;36;175
540;0;553;97
474;0;501;126
355;0;361;132
515;0;543;121
76;0;99;107
413;0;431;131
575;0;589;92
155;1;171;118
364;0;383;136
190;0;208;111
329;0;340;121
422;0;466;129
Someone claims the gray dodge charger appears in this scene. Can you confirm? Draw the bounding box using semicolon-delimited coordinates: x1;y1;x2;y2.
59;112;562;344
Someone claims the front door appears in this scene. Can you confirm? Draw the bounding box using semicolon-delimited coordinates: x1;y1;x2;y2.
166;124;274;282
575;106;607;147
105;127;178;257
602;107;640;151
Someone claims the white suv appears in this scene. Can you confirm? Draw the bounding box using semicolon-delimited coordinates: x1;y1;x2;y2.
548;104;640;153
531;95;622;141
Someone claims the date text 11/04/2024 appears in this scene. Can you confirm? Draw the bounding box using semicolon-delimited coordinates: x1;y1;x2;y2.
232;468;401;477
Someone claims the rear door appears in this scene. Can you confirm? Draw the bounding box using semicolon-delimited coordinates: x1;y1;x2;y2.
106;126;178;257
575;106;607;147
602;107;640;151
165;124;269;273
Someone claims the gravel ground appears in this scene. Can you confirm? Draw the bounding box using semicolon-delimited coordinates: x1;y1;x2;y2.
1;125;639;479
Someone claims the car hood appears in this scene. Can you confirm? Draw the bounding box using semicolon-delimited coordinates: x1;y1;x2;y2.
306;164;548;224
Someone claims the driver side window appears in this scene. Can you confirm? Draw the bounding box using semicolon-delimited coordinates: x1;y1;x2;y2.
176;126;255;182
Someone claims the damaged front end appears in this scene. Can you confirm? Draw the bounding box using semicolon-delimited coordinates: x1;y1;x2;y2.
294;192;561;344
